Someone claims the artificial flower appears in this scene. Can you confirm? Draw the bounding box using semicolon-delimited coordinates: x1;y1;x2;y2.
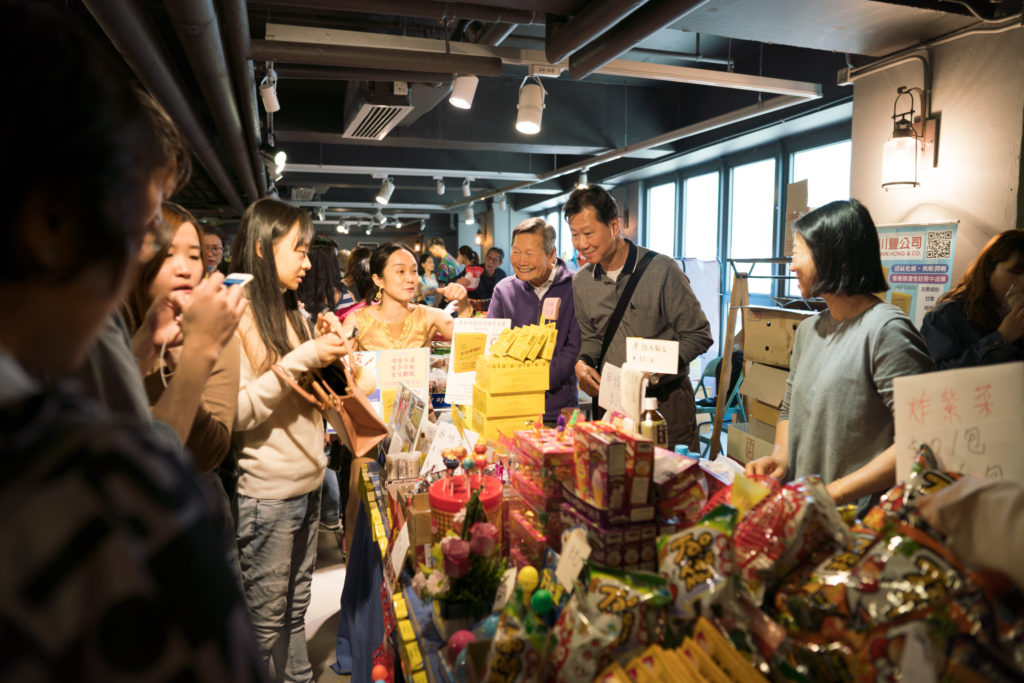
442;536;472;578
426;569;450;596
469;522;498;557
412;571;428;596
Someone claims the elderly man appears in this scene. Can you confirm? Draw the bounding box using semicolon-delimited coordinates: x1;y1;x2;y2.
469;247;507;300
488;218;580;421
568;185;712;451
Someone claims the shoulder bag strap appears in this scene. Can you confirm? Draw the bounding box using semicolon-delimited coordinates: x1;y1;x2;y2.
595;250;657;372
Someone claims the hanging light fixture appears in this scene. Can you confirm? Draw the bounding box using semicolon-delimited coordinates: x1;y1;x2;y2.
462;177;473;198
315;206;326;222
375;209;386;224
449;75;479;110
259;62;280;113
464;203;475;225
259;131;286;181
475;229;483;245
375;176;395;204
881;85;937;189
515;76;546;135
435;176;445;195
395;218;403;229
575;168;589;190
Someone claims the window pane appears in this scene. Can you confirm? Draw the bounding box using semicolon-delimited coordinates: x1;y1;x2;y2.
787;140;851;295
729;158;776;295
646;182;676;256
683;171;719;259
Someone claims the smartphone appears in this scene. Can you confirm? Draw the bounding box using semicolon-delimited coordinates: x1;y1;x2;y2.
223;272;254;287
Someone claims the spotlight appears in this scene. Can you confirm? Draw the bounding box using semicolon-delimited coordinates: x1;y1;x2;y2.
449;75;479;109
259;63;280;113
464;203;475;225
462;178;473;198
315;207;326;222
259;138;286;177
420;224;426;232
496;193;508;211
336;223;344;234
267;182;279;199
375;176;395;204
516;77;546;135
395;218;403;229
435;177;445;195
375;209;385;224
575;169;589;190
365;227;372;235
475;229;482;245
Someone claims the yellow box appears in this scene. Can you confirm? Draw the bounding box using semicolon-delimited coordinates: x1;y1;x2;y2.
475;357;549;394
473;408;537;441
412;672;429;683
393;596;408;620
473;384;545;417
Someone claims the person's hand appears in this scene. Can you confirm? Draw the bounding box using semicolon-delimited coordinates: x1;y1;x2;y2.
131;290;190;372
179;272;248;356
575;360;601;397
316;311;343;338
313;332;349;366
744;454;788;480
997;301;1024;344
437;282;468;302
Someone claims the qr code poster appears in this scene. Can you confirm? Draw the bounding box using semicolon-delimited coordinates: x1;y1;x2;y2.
877;222;958;327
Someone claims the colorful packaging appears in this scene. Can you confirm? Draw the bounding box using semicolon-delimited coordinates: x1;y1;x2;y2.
656;505;737;620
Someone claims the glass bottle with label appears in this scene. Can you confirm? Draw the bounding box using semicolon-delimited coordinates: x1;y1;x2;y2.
639;397;668;449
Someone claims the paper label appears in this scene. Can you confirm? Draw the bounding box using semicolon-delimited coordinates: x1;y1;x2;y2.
444;317;511;405
452;332;487;373
391;522;410;577
620;362;648;424
598;363;624;414
541;297;560;321
492;567;518;613
420;422;464;476
555;528;592;591
626;337;679;374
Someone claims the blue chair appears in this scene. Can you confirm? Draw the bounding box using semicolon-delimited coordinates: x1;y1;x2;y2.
696;362;746;457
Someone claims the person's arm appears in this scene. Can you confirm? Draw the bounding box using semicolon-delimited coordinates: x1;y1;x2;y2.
572;276;602;396
745;419;790;479
826;443;897;504
550;295;581;389
922;301;1024;369
661;262;714;366
182;336;239;472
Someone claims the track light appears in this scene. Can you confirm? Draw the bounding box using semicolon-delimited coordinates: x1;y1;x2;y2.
449;75;479;110
496;193;507;211
315;207;326;222
336;223;344;234
395;218;403;229
375;209;385;224
365;226;372;235
420;223;426;232
259;63;280;113
260;137;286;180
462;177;473;198
267;182;279;199
464;203;475;225
516;77;546;135
575;169;589;190
435;177;445;195
375;176;395;204
475;229;482;245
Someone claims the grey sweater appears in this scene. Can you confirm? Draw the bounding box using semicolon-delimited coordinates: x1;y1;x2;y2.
781;302;934;485
572;241;713;374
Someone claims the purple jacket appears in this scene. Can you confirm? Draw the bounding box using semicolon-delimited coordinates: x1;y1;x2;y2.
487;259;580;421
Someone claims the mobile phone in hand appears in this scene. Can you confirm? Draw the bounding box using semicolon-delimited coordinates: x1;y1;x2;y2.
223;272;254;287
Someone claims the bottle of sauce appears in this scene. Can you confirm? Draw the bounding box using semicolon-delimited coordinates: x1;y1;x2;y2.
639;397;668;449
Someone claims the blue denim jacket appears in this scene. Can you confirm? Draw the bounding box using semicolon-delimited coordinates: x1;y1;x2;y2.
921;298;1024;369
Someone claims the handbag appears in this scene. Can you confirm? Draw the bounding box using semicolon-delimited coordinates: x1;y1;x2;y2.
271;339;387;458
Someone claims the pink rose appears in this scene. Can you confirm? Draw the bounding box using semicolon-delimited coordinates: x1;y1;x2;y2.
469;522;498;557
441;537;471;578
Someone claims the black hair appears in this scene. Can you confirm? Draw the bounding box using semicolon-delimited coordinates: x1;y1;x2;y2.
1;1;160;287
794;199;888;297
418;250;433;275
231;198;314;371
366;243;417;301
563;184;619;226
487;247;504;260
458;245;479;265
297;241;343;317
349;257;373;303
427;237;447;250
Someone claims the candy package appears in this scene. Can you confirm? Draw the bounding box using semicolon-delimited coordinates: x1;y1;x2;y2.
656;505;738;621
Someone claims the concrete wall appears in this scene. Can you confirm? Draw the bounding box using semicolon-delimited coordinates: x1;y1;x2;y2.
850;30;1024;279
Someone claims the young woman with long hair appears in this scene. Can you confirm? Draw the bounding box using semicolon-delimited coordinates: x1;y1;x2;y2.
231;197;349;681
921;229;1024;368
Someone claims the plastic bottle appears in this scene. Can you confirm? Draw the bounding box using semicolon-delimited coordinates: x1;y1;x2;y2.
639;397;668;449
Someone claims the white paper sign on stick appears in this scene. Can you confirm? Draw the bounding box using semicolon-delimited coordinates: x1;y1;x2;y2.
598;363;624;414
391;522;410;577
626;337;680;374
620;362;648;424
420;422;463;476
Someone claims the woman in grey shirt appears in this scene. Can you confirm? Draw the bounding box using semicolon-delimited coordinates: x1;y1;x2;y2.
745;199;933;509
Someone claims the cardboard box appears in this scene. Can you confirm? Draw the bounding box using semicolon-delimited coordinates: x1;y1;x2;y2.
474;357;549;394
726;421;777;465
894;362;1024;484
472;384;545;418
740;360;789;428
742;306;816;369
472;408;534;441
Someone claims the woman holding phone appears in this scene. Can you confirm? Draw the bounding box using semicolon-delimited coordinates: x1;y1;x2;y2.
231;197;349;681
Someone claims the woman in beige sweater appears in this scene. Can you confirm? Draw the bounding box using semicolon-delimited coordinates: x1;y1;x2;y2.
231;198;348;682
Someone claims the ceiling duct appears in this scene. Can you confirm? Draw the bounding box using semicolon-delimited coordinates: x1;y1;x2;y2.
342;81;414;140
290;186;317;200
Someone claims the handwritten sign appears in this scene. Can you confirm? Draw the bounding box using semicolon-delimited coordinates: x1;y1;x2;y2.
555;528;592;591
421;422;464;476
894;362;1024;483
390;522;410;577
598;362;624;414
541;297;560;321
620;362;648;424
444;317;511;405
626;337;680;374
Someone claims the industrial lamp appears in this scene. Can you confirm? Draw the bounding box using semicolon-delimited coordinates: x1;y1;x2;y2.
515;77;546;135
575;168;589;190
462;178;473;197
259;63;280;113
375;176;395;204
449;75;479;109
435;176;445;195
465;203;475;225
881;86;936;189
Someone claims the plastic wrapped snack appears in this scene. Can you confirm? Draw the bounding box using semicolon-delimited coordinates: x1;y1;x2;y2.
656;505;737;620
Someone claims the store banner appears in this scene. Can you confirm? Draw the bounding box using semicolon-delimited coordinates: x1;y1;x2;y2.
876;221;959;327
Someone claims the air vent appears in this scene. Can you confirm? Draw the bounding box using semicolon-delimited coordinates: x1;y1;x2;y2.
342;81;413;141
290;186;316;201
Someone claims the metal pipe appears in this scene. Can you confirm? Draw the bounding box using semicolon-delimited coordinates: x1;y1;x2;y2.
510;33;732;67
221;0;267;197
274;65;452;83
251;39;503;76
83;0;246;214
546;0;649;65
165;0;260;204
569;0;710;79
251;0;542;25
478;22;517;47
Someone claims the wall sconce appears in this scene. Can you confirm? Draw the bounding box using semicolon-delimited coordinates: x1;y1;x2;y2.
475;229;483;245
881;85;937;189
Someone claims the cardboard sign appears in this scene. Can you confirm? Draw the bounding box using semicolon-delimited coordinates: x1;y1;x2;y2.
625;337;679;374
894;361;1024;484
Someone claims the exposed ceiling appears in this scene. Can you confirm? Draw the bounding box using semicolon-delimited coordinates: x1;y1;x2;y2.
55;0;1017;237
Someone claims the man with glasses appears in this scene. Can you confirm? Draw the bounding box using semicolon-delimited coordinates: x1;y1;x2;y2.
203;227;228;275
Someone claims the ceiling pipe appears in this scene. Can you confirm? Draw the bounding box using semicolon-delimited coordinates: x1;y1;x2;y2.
546;0;649;65
251;0;543;25
445;93;818;210
221;0;267;197
83;0;246;214
274;65;452;83
251;39;503;76
478;22;518;46
569;0;710;80
165;0;260;204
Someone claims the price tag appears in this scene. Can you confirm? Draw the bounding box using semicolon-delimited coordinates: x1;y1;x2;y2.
541;297;560;321
390;522;410;577
492;567;518;613
625;337;680;374
555;528;592;591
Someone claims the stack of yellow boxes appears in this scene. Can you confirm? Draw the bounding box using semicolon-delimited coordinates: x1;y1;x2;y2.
471;324;555;439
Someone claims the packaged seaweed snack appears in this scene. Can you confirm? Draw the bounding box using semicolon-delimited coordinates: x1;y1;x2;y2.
656;505;738;620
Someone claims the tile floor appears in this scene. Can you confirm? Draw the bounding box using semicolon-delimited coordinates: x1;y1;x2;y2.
306;527;349;682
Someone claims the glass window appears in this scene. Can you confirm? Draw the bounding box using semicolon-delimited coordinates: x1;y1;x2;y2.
544;210;574;264
683;171;719;259
646;182;676;256
729;158;776;295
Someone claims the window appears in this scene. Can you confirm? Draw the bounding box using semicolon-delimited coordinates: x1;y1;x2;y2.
728;158;776;295
646;181;676;256
544;210;574;263
683;171;719;259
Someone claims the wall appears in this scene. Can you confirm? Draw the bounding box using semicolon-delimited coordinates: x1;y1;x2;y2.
850;30;1024;279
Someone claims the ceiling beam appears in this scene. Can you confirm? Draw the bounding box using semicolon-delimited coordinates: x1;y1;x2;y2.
286;163;540;182
250;39;503;76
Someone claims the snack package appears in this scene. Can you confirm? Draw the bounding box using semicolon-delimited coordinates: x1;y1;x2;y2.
548;567;671;683
656;505;738;620
482;610;547;683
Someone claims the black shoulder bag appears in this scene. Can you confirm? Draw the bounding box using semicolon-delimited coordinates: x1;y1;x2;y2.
594;251;657;373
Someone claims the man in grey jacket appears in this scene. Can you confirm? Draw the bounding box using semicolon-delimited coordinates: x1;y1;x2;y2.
567;185;713;450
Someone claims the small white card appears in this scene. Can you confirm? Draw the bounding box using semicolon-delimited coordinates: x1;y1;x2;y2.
626;337;680;374
541;297;560;321
391;522;410;577
620;362;648;424
555;528;592;591
598;363;624;414
420;422;463;476
492;567;518;613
